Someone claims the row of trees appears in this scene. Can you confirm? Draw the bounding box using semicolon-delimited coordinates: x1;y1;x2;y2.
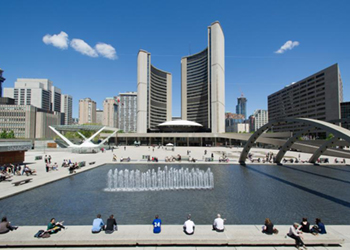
0;130;15;139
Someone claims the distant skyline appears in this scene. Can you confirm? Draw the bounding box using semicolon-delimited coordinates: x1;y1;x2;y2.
1;0;349;118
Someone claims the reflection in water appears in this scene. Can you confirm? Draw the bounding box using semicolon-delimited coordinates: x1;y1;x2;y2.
105;166;214;192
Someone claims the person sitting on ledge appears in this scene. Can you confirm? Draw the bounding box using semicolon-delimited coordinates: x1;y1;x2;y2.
299;218;310;233
152;214;161;234
47;218;65;234
287;223;307;250
23;165;36;176
92;214;105;233
262;218;275;235
0;216;18;234
183;214;195;235
311;218;327;235
212;214;225;232
105;214;117;234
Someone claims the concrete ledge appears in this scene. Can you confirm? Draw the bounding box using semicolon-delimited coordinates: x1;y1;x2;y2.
0;225;344;247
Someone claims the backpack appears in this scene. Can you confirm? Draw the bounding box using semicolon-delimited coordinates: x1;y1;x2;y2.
34;230;50;238
34;230;44;238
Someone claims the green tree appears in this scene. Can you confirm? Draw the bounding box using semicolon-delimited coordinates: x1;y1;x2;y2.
326;133;334;140
7;130;15;138
0;130;7;139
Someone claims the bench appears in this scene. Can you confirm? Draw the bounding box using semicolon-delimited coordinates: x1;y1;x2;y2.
78;161;86;167
35;156;42;160
89;162;95;165
205;157;213;162
12;178;32;186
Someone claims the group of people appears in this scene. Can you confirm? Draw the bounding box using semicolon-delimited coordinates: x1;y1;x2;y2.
112;154;132;162
0;163;36;182
90;213;225;235
262;217;327;250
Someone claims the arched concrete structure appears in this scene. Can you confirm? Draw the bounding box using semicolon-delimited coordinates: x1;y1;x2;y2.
309;137;339;163
275;126;314;164
49;126;118;148
239;118;350;165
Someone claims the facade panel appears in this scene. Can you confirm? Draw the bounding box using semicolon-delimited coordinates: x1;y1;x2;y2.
181;21;225;133
268;64;343;133
137;50;172;133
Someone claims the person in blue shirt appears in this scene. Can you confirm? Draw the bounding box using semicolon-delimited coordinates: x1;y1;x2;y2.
92;214;105;233
152;215;161;234
315;218;327;234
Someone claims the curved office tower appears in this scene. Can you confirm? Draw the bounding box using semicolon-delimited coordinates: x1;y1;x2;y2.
137;50;172;133
181;21;225;133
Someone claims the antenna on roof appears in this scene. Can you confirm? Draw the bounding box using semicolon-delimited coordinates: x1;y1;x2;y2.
239;87;244;97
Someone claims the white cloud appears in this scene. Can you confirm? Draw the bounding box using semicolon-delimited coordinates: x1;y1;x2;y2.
42;31;69;50
70;39;98;57
95;43;117;60
275;40;300;54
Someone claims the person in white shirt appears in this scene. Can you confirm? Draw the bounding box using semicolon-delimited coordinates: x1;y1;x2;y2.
287;223;307;250
213;214;225;232
183;214;195;235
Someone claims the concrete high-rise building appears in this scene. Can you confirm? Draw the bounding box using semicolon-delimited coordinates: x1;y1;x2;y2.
137;50;172;133
96;109;103;125
35;111;61;139
250;109;268;132
0;104;36;138
79;98;96;124
4;78;53;111
181;21;225;133
225;112;245;132
61;94;73;125
51;86;61;112
341;102;350;130
268;64;343;133
117;92;137;132
103;97;118;128
0;68;5;97
236;96;247;119
3;78;64;114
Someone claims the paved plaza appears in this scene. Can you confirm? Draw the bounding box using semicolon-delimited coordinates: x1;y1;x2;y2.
1;146;350;249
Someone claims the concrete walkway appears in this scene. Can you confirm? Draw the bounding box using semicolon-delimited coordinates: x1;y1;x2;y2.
0;225;348;249
1;146;350;249
2;145;345;200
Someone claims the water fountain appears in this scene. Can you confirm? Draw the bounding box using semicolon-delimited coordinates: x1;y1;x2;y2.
105;166;214;192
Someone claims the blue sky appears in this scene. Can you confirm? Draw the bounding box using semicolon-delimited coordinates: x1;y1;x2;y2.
1;0;349;118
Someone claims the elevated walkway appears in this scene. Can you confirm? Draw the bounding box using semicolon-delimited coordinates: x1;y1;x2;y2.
0;225;344;247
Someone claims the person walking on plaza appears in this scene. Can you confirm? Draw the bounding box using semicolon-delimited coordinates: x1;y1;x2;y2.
46;162;50;172
212;214;225;232
287;223;307;250
152;215;161;234
44;155;48;163
0;216;18;234
92;214;105;233
105;215;117;234
183;214;195;235
48;155;52;164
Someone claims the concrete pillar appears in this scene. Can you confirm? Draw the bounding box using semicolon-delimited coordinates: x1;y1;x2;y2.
214;137;217;146
187;137;189;146
161;137;164;145
200;137;203;147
